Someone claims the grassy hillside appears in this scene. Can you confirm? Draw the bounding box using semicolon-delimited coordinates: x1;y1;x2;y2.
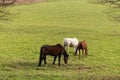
0;0;120;80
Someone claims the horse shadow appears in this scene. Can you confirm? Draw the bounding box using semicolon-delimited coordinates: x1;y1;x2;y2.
7;61;38;70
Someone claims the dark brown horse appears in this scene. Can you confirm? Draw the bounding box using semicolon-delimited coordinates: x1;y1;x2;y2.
38;44;69;66
75;40;88;59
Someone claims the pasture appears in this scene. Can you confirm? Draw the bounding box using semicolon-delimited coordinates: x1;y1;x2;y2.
0;0;120;80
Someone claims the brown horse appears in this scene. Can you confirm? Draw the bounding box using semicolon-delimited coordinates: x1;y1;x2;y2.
75;40;88;59
38;44;69;66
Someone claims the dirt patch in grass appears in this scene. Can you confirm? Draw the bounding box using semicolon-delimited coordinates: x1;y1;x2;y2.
89;75;120;80
77;64;107;72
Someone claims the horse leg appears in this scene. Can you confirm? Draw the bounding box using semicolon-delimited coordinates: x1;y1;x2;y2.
64;45;67;52
53;56;57;65
74;47;78;55
58;55;61;66
85;49;88;57
44;55;47;65
79;49;81;59
74;48;77;56
63;45;65;50
82;49;84;58
67;46;69;54
74;48;76;55
38;54;44;66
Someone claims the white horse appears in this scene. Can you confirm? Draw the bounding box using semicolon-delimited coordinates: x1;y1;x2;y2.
63;38;79;54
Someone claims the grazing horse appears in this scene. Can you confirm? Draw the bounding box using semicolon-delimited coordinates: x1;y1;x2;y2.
38;44;69;66
63;38;79;54
75;40;88;59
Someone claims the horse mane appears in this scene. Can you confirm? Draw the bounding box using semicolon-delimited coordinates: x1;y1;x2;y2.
56;44;62;47
56;43;69;56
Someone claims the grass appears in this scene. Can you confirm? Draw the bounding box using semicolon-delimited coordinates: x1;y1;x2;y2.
0;0;120;80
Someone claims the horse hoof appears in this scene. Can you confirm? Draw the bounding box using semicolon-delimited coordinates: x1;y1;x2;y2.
38;64;41;66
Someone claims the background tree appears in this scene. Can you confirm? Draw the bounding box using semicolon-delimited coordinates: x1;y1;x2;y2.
0;0;16;21
0;0;16;6
90;0;120;21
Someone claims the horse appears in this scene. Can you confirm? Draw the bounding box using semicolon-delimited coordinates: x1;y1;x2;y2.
38;44;69;66
75;40;88;59
63;38;79;54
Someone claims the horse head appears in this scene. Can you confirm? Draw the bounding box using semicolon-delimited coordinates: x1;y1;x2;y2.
63;51;69;64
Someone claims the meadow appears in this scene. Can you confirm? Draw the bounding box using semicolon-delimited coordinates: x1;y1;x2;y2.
0;0;120;80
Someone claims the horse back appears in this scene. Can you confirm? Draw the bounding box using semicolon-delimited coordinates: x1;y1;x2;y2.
41;44;64;56
78;41;87;49
63;38;78;47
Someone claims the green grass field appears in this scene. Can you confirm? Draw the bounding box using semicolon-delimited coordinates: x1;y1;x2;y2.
0;0;120;80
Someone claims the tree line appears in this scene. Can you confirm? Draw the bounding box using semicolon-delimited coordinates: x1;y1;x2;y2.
0;0;120;21
90;0;120;7
0;0;16;21
90;0;120;21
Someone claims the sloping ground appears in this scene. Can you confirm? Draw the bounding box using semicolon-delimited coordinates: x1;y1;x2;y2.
0;0;120;80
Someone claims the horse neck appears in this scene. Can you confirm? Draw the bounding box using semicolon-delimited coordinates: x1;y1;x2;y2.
63;51;68;57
